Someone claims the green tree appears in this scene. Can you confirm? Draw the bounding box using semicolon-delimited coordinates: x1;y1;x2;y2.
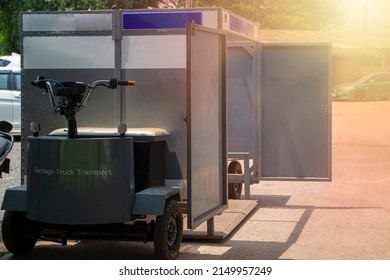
51;0;105;10
0;0;48;54
158;0;190;8
103;0;158;9
0;0;111;54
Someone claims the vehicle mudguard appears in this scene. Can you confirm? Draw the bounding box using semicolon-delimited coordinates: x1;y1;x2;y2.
1;185;27;211
132;186;181;216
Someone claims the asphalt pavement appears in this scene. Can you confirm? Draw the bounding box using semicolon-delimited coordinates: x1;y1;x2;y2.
1;101;390;259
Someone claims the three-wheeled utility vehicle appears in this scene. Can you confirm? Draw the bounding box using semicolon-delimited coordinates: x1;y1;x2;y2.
2;76;187;259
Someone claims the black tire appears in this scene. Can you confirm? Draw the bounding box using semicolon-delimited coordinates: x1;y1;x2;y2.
228;161;243;199
2;210;37;255
154;200;183;260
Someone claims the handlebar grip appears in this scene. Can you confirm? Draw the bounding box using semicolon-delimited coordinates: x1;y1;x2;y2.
118;80;136;86
31;76;47;89
108;78;136;89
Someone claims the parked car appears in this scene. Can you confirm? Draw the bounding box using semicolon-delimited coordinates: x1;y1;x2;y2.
0;53;20;67
0;66;21;135
332;72;390;101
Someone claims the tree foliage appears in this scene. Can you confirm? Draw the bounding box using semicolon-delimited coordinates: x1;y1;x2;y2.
103;0;159;9
0;0;49;55
0;0;339;54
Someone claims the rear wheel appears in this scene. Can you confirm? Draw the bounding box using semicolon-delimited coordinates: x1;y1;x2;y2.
154;200;183;260
228;161;243;199
2;210;37;255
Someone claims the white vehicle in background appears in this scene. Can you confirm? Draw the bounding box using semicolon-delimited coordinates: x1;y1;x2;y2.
0;53;20;67
0;53;21;135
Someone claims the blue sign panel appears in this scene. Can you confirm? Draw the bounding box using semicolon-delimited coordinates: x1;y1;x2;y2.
123;12;202;30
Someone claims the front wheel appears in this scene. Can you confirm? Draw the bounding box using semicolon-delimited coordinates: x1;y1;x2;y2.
2;210;37;255
154;200;183;260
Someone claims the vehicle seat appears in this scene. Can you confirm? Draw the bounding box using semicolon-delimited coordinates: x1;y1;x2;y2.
49;127;169;139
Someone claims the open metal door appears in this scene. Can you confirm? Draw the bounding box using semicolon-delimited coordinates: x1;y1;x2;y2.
260;44;332;181
227;42;259;158
186;24;228;229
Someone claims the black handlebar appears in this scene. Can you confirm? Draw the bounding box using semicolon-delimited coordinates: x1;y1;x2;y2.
31;76;48;90
30;77;136;139
32;77;136;90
